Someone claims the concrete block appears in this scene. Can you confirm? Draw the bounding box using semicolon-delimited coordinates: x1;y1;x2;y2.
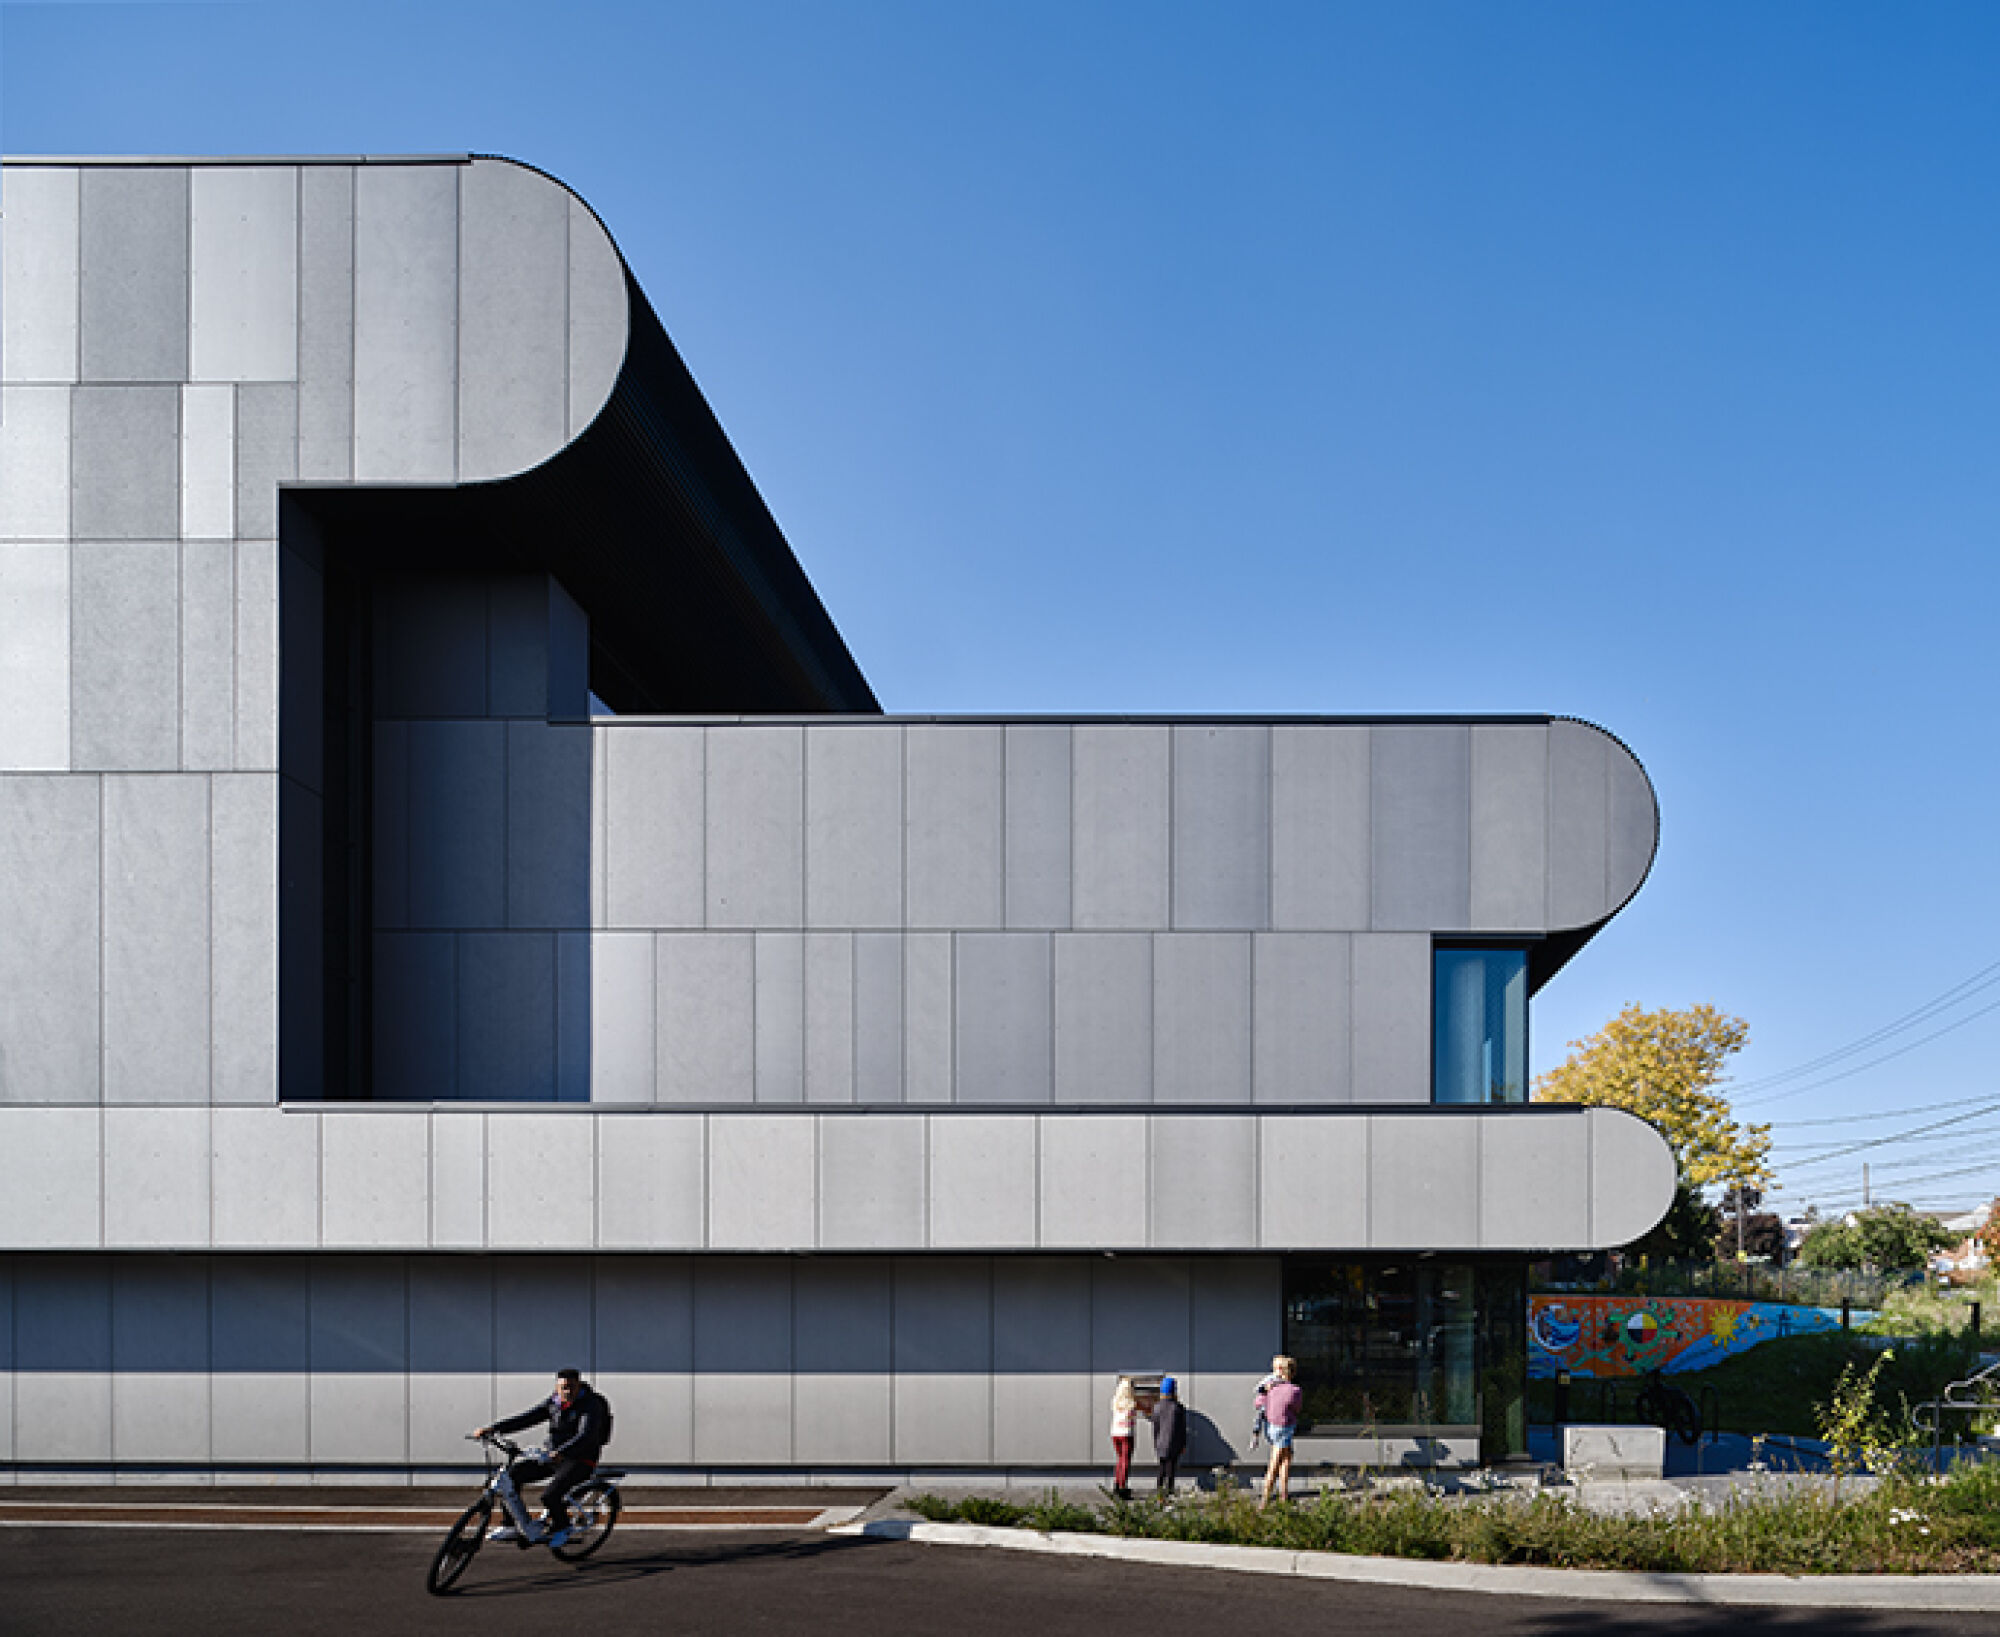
1350;934;1430;1103
493;1256;591;1374
1258;1113;1369;1249
929;1114;1037;1249
457;159;568;480
820;1115;926;1247
190;165;299;383
1171;725;1270;930
556;932;590;1102
1469;725;1549;932
854;933;904;1103
754;932;805;1102
1590;1107;1678;1250
903;933;953;1104
596;1113;705;1248
408;721;506;929
487;1112;595;1249
80;166;188;383
212;1257;309;1372
1251;933;1350;1103
296;163;355;482
794;1260;893;1462
803;932;854;1104
233;382;296;541
372;933;457;1103
567;195;628;438
72;384;179;541
805;725;903;928
430;1111;487;1248
1371;725;1471;932
1054;933;1152;1104
906;725;1002;928
353;164;458;481
993;1259;1092;1462
1482;1110;1589;1247
658;933;755;1104
1548;720;1609;930
233;538;281;770
1072;725;1169;929
1153;934;1252;1104
1371;1113;1479;1250
320;1111;430;1248
691;1259;792;1463
1091;1258;1192;1382
3;165;80;383
1151;1115;1255;1248
603;727;704;928
705;726;802;927
588;931;655;1103
1004;724;1071;929
1563;1423;1665;1479
210;775;281;1102
180;537;236;769
457;932;557;1101
0;1108;102;1246
955;933;1052;1104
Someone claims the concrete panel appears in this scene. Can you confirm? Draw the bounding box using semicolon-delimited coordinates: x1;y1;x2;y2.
72;383;180;542
1607;733;1658;911
1072;725;1169;929
0;384;72;539
1469;725;1549;932
1004;724;1071;929
309;1259;409;1465
211;1106;319;1248
431;1111;487;1247
0;1259;8;1463
658;933;755;1104
71;540;178;767
1547;719;1609;930
233;538;280;770
1482;1111;1589;1247
1092;1259;1192;1389
458;159;568;480
111;1258;210;1461
487;1112;595;1249
794;1260;894;1463
821;1115;925;1247
903;933;953;1104
0;1109;101;1245
993;1259;1091;1463
1151;1116;1255;1248
180;537;234;769
212;1259;310;1462
1190;1255;1283;1376
1054;933;1152;1105
103;1107;210;1247
567;196;628;437
1172;725;1271;930
804;932;854;1104
1154;934;1252;1104
2;165;80;382
457;933;557;1101
371;570;486;718
929;1114;1037;1249
1252;933;1351;1104
79;166;187;383
297;164;355;482
603;727;703;927
15;1260;111;1461
595;1261;694;1464
373;933;456;1103
0;778;99;1101
804;725;902;928
407;721;507;928
353;164;458;482
892;1259;993;1463
854;933;903;1103
706;726;803;927
1590;1107;1678;1250
486;570;554;706
692;1259;793;1464
103;774;210;1102
556;932;590;1102
234;382;297;541
211;775;280;1102
587;931;654;1103
754;932;805;1103
1040;1115;1148;1248
320;1111;430;1248
1258;1112;1369;1249
1349;934;1430;1103
596;1113;705;1248
709;1114;816;1249
955;933;1052;1104
1371;1113;1480;1249
1371;725;1471;932
493;1256;592;1376
0;545;69;769
190;165;299;382
906;725;1002;928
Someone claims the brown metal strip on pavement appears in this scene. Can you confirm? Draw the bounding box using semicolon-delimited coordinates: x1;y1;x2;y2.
0;1503;827;1528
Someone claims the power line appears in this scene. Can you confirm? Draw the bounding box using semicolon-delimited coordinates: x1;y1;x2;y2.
1766;1101;2000;1166
1769;1093;2000;1131
1735;994;2000;1109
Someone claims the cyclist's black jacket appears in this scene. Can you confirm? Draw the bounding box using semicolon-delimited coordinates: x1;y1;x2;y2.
494;1386;611;1463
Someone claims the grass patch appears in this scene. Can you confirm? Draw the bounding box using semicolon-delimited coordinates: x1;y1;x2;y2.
903;1461;2000;1575
1528;1329;1989;1439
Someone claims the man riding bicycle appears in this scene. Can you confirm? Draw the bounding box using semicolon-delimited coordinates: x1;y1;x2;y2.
474;1368;612;1547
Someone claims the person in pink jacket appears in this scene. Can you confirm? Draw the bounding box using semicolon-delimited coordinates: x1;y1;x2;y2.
1255;1355;1302;1508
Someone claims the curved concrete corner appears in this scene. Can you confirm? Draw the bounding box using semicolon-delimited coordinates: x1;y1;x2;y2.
1588;1105;1679;1247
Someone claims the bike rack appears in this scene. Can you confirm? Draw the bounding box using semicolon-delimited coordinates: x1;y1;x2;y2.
1910;1356;2000;1471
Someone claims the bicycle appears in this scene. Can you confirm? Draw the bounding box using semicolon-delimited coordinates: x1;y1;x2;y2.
427;1431;625;1595
1632;1369;1703;1447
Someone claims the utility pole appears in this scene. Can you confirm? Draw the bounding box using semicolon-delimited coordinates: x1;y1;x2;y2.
1863;1163;1870;1208
1736;1181;1746;1259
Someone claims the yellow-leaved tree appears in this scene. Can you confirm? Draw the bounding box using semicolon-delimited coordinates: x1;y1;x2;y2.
1533;1003;1770;1193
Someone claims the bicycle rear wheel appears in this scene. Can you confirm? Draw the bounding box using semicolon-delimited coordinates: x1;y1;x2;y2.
1670;1393;1703;1446
551;1485;620;1562
427;1495;493;1595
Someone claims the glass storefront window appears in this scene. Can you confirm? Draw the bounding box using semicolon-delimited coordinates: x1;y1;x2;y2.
1434;947;1528;1104
1283;1260;1480;1430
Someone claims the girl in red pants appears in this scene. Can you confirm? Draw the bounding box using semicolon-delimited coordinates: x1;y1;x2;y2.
1108;1376;1139;1500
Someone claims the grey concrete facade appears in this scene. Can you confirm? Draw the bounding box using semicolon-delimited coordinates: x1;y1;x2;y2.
0;156;1671;1480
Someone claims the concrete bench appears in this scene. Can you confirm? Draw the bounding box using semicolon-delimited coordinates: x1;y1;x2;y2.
1562;1424;1666;1479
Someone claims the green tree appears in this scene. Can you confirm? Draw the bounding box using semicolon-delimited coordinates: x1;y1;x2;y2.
1533;1003;1770;1192
1799;1205;1952;1272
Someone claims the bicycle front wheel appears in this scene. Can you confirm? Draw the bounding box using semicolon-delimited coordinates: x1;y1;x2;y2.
1670;1394;1703;1446
427;1495;493;1595
551;1485;620;1562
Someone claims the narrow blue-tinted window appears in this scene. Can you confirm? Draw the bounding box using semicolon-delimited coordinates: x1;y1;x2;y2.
1433;948;1527;1104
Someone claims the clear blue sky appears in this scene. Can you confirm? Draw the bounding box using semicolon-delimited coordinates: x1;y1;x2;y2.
6;1;1997;1215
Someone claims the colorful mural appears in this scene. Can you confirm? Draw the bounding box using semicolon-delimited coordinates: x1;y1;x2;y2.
1528;1295;1841;1378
